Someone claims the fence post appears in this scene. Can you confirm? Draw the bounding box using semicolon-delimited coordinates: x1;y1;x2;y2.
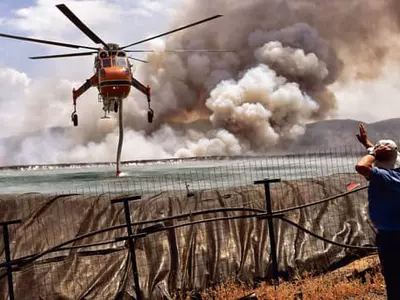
1;219;23;300
111;196;142;300
254;178;281;286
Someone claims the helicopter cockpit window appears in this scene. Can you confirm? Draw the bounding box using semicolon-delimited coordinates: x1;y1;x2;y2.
114;57;128;67
102;58;111;68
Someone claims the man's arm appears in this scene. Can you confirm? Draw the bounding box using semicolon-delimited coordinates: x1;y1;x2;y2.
355;145;394;179
355;153;375;179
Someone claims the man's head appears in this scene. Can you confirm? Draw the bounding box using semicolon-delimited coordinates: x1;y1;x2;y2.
373;139;400;169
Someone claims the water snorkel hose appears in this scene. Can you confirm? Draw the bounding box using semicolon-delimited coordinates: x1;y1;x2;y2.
116;98;123;177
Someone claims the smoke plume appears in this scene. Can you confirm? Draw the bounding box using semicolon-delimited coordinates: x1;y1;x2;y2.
2;0;400;165
131;0;400;158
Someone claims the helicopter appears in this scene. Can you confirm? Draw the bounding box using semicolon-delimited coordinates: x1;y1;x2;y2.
0;3;227;176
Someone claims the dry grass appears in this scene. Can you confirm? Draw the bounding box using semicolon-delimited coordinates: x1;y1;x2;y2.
180;255;386;300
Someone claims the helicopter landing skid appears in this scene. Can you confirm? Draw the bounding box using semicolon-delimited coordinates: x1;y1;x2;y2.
71;106;78;126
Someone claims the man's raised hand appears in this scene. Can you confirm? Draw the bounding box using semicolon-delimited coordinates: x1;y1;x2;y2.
356;123;374;149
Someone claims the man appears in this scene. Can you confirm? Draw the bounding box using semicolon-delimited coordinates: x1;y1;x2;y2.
355;123;400;299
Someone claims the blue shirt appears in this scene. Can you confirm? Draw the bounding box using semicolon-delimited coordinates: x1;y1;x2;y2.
368;167;400;230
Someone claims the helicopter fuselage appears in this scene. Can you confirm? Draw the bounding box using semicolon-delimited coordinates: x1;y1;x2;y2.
72;50;134;115
96;54;132;113
71;47;152;122
96;50;132;99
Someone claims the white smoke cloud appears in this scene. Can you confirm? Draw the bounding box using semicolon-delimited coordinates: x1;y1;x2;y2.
60;128;171;163
172;63;319;157
0;68;31;136
174;129;243;158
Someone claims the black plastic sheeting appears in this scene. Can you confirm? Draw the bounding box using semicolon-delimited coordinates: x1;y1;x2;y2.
0;173;375;299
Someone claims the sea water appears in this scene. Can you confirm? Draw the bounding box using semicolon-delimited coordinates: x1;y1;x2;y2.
0;154;359;195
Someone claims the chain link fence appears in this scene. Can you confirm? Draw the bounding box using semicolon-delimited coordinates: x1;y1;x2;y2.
0;144;378;299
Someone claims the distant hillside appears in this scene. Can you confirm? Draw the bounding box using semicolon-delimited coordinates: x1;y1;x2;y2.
174;118;400;152
289;118;400;151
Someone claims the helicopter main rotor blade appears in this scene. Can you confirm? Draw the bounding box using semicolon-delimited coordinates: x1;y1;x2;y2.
0;32;98;50
120;14;223;50
127;56;148;63
125;49;235;53
29;51;98;60
56;4;108;48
